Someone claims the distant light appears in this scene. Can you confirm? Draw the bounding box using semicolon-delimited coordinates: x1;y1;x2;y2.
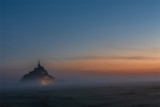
44;76;48;79
41;80;47;85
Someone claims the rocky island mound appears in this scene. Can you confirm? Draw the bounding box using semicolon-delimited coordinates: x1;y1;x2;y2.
21;61;55;85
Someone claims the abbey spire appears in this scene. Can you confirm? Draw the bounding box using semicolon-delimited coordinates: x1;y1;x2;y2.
38;60;41;68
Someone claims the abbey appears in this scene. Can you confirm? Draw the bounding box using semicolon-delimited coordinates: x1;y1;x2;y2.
21;61;55;85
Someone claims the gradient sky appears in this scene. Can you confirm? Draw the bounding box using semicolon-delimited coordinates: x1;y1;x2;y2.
1;0;160;82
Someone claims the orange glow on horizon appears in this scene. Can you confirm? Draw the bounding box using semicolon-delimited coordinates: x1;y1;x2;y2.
48;58;160;75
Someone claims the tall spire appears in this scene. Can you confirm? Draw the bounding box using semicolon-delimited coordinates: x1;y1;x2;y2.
38;60;41;68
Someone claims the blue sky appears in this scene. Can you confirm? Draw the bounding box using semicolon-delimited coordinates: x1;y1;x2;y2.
1;0;160;81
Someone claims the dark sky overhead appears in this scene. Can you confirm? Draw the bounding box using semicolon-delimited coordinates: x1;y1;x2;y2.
1;0;160;83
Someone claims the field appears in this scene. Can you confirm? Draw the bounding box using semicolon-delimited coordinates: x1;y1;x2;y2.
1;84;160;107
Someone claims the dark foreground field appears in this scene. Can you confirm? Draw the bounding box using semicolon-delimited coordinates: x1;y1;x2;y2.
1;84;160;107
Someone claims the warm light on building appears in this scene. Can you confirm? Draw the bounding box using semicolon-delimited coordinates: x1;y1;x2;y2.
44;76;48;79
41;80;47;85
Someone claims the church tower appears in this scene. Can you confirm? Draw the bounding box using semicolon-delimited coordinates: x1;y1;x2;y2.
38;60;41;68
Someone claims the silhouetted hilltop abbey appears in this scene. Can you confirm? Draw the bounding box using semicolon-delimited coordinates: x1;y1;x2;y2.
21;61;55;85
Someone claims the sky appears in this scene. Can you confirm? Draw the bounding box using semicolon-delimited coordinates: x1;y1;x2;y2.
1;0;160;83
